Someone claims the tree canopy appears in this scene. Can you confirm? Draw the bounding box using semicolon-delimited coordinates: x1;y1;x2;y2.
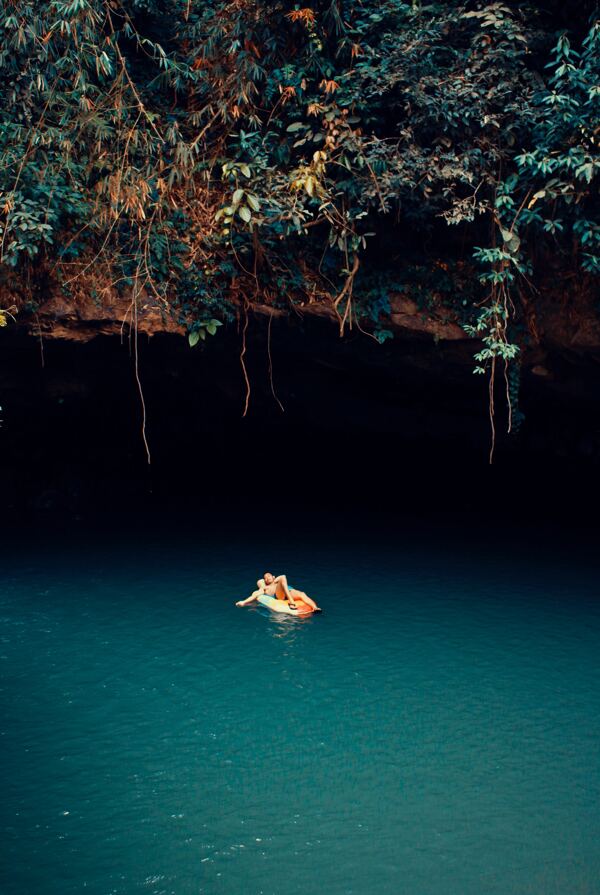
0;1;598;445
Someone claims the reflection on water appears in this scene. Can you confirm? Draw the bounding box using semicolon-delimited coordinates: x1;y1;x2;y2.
258;605;318;641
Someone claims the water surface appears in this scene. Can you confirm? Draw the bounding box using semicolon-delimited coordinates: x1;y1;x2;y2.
2;520;600;895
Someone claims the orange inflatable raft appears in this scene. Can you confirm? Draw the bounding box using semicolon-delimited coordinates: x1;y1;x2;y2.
256;583;315;615
257;595;314;615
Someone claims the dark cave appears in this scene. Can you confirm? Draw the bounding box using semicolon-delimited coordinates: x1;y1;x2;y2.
1;319;600;527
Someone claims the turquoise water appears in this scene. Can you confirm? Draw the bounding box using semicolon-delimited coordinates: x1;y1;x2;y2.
2;521;600;895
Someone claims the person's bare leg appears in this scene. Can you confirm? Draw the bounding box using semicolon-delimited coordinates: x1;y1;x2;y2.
278;576;297;609
236;590;261;607
290;589;320;611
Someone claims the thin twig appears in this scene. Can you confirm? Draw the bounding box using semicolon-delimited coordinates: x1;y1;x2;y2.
34;313;45;368
240;297;251;417
133;275;151;464
267;310;284;412
503;358;512;434
488;356;496;465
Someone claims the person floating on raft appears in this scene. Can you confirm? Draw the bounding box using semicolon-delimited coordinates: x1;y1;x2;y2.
236;571;321;612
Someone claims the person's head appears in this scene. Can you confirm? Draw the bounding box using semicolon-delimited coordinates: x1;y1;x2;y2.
263;571;274;584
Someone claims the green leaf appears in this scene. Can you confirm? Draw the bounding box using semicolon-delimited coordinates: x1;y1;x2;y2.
246;193;260;212
188;331;200;347
232;188;244;205
286;122;305;132
238;205;252;222
501;228;520;253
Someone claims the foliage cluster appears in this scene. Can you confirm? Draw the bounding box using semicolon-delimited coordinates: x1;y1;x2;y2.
0;1;598;448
